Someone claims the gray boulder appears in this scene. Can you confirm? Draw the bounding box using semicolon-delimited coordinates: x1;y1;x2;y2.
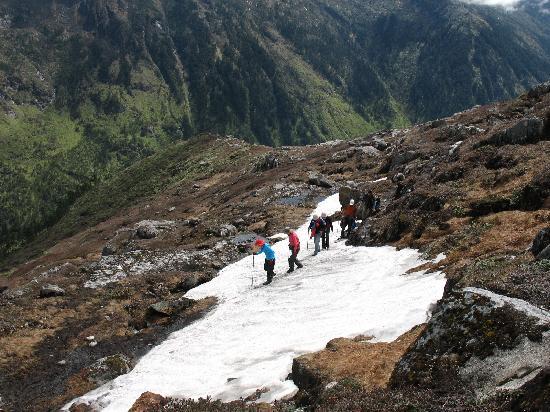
135;220;175;239
101;243;117;256
148;297;195;317
136;224;159;239
40;284;65;298
531;228;550;258
391;150;420;168
257;154;279;171
537;245;550;261
87;354;133;385
308;172;335;188
219;224;238;237
371;137;388;151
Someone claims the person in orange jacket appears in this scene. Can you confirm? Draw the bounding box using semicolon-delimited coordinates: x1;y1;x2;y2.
287;228;304;273
341;199;357;238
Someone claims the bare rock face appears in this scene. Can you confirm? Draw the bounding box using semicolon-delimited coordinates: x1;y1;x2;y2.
129;392;168;412
478;117;546;147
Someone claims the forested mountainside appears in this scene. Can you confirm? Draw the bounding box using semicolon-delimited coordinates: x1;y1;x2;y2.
1;0;550;260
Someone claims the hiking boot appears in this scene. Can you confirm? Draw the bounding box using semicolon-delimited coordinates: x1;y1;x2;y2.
297;264;303;269
263;280;272;285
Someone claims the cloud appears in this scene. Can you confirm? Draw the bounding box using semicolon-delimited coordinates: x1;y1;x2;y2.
460;0;550;12
459;0;522;9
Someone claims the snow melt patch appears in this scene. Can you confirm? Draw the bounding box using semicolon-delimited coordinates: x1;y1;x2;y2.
464;287;550;324
67;194;446;411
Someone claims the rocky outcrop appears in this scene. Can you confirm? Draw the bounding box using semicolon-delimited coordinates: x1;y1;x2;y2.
477;117;547;147
391;288;550;401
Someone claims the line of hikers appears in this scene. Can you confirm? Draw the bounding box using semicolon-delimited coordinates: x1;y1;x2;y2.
252;197;374;285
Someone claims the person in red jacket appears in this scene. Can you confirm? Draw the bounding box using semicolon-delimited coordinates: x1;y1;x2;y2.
341;199;358;238
287;228;303;273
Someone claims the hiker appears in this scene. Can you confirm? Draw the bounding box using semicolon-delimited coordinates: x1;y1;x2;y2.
321;212;333;249
252;239;276;285
287;228;303;273
341;199;357;238
308;214;326;256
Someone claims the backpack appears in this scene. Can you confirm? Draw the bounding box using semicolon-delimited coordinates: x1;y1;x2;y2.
317;218;326;231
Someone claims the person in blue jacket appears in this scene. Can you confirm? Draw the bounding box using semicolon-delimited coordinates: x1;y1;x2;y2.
252;238;276;285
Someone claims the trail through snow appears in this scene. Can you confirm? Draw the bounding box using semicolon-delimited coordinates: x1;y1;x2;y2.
68;194;446;411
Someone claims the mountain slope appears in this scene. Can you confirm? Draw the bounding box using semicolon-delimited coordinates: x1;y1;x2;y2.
1;0;550;260
0;83;548;411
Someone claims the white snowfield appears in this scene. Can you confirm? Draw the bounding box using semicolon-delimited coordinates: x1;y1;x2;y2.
66;194;447;411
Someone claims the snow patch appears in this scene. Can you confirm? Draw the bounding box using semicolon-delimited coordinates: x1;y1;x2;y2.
464;287;550;324
67;195;446;411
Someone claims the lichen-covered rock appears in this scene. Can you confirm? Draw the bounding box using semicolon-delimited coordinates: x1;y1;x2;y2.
87;354;133;385
219;224;238;237
147;297;195;317
136;224;159;240
135;220;175;239
39;284;65;298
256;154;279;171
308;171;335;188
391;288;550;400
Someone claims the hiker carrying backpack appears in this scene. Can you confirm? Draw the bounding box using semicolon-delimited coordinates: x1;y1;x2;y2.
287;228;303;273
252;239;276;285
341;199;357;239
321;212;333;249
308;215;326;256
